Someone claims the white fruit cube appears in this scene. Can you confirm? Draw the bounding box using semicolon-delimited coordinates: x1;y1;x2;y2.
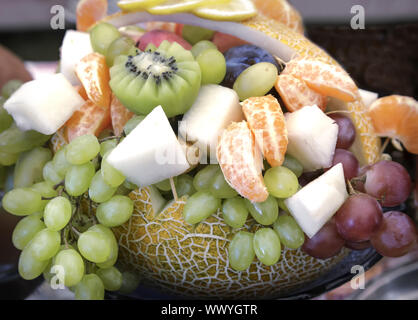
179;85;244;158
359;89;378;108
60;30;93;85
285;105;338;172
107;106;190;187
285;163;348;238
4;73;84;135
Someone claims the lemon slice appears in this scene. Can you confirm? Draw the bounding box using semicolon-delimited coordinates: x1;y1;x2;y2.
118;0;166;12
193;0;257;21
147;0;229;15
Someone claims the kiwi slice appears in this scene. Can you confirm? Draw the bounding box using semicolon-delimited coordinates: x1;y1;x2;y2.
109;40;201;117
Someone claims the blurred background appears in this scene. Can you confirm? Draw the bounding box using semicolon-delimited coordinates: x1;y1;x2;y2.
0;0;417;300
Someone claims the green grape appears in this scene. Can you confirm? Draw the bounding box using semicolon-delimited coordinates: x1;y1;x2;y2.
18;247;50;280
31;211;44;219
1;79;23;99
30;181;58;198
245;195;278;226
124;115;145;135
65;162;95;196
96;266;122;291
228;231;255;271
183;190;221;225
78;229;111;263
209;169;237;199
273;214;304;250
123;179;138;191
282;154;303;177
0;151;19;166
43;161;63;185
233;62;278;101
276;198;290;213
222;197;248;229
89;170;117;203
53;249;85;287
101;153;125;188
14;147;52;188
264;166;298;199
66;134;100;165
44;197;72;231
106;36;136;67
27;229;61;261
90;22;121;55
115;184;131;196
175;174;196;197
118;271;140;294
75;274;105;300
93;224;118;269
12;215;45;250
155;177;177;192
43;260;54;284
196;49;226;85
193;165;219;191
253;228;281;266
96;195;133;227
0;99;13;133
100;140;118;157
0;123;50;154
2;188;43;216
182;25;215;45
191;40;217;58
52;147;72;177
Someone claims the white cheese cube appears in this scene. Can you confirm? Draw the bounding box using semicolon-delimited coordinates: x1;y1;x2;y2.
4;73;84;135
107;106;190;187
285;105;338;172
285;163;348;238
60;30;93;85
179;85;244;159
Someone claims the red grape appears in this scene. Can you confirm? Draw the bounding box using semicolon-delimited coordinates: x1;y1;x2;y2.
364;160;412;207
329;114;356;149
302;221;345;259
345;240;372;250
327;149;359;180
371;211;417;257
335;194;383;242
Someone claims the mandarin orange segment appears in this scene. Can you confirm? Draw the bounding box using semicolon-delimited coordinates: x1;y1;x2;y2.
76;0;108;32
75;52;111;110
65;99;111;142
74;85;88;100
50;126;68;153
217;121;268;203
283;57;358;103
368;95;418;154
275;74;327;112
110;94;134;136
241;95;288;167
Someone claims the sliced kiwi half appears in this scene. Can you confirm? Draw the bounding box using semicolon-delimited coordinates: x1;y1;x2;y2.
109;40;201;117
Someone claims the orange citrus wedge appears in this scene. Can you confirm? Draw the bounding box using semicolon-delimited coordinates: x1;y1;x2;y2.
75;52;111;110
241;95;288;167
74;85;88;100
76;0;108;32
110;94;134;136
368;95;418;154
275;74;327;112
217;121;268;203
283;57;358;103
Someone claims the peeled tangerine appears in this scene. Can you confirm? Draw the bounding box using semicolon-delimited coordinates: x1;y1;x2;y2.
368;95;418;154
4;74;84;135
107;106;190;187
217;121;268;203
285;105;338;172
242;95;288;167
285;163;348;238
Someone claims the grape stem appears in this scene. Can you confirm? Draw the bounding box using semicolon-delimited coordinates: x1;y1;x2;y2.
99;131;126;144
71;226;81;237
53;181;64;190
170;177;178;202
346;179;358;196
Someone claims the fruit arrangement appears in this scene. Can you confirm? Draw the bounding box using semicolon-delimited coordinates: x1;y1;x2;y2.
1;0;417;300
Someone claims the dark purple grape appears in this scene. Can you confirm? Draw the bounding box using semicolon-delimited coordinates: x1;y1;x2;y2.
345;240;372;251
364;160;412;207
335;194;383;242
329;114;356;149
222;45;281;88
298;170;323;187
302;221;345;259
371;211;417;257
327;149;359;180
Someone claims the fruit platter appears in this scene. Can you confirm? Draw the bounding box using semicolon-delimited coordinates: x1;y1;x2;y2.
0;0;417;300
